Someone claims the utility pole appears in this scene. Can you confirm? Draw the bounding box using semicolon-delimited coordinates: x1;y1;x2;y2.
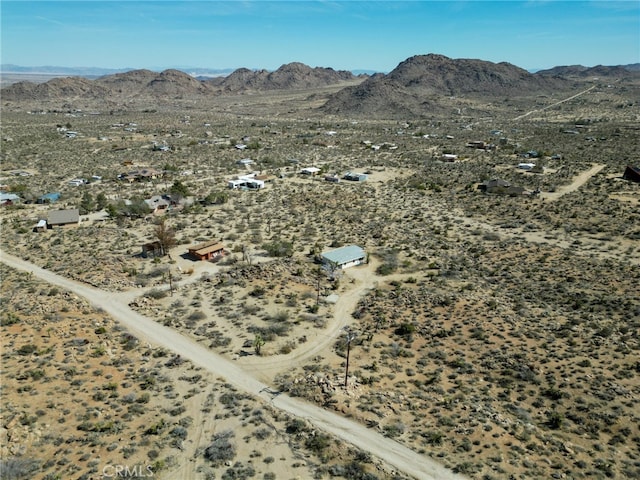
344;327;357;388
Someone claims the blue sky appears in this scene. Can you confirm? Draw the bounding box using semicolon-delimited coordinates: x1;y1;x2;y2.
2;1;639;72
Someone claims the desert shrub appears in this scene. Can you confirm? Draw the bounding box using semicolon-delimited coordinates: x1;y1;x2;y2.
0;457;41;479
546;411;564;429
204;430;236;466
383;421;405;438
146;288;168;300
375;263;397;276
422;430;444;446
187;310;207;322
394;323;415;336
269;310;289;322
120;333;139;351
17;344;38;356
305;433;332;454
221;462;256;480
170;426;188;440
286;418;307;434
249;286;266;298
145;419;167;435
262;240;293;257
328;461;380;480
0;311;20;326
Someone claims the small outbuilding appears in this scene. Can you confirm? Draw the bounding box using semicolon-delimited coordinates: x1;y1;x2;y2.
188;240;225;261
321;245;366;270
141;241;163;258
34;219;47;232
622;165;640;183
301;167;321;176
343;172;367;182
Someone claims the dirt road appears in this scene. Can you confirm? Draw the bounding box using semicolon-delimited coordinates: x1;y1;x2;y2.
0;250;467;480
513;85;596;121
539;163;605;201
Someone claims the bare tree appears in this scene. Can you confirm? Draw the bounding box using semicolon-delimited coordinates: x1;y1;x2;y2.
154;217;177;256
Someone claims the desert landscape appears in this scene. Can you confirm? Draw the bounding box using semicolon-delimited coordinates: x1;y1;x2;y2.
1;54;639;480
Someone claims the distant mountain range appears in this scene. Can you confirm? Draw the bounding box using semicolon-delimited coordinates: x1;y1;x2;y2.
0;64;236;78
3;61;637;79
536;64;640;77
0;63;362;103
2;55;638;118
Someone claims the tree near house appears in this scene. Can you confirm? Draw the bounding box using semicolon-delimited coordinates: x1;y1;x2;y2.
79;192;95;215
170;180;190;199
96;192;108;211
154;217;177;256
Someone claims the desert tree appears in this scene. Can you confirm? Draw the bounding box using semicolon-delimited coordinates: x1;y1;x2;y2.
154;217;177;256
79;191;95;214
96;192;108;211
253;333;265;355
170;179;190;200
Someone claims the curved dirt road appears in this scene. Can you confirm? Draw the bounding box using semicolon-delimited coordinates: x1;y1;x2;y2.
237;258;382;381
0;250;467;480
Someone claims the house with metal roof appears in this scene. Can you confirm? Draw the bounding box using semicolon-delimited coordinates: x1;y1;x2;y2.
343;172;367;182
38;192;61;204
0;193;20;206
320;245;366;270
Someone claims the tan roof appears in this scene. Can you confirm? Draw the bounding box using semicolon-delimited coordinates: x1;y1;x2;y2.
47;208;80;225
188;240;224;255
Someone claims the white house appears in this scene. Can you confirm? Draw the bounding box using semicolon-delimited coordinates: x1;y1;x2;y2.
300;167;321;175
321;245;366;270
228;176;264;190
518;163;536;170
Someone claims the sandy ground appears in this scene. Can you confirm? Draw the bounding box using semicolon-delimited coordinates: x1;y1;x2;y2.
0;249;468;480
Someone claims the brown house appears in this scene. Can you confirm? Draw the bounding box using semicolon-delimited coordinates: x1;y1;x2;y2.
188;240;225;261
47;208;80;228
478;179;525;195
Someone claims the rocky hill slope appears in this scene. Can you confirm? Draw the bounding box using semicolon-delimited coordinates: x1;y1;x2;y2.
1;62;358;102
536;64;640;78
208;62;358;92
320;53;569;118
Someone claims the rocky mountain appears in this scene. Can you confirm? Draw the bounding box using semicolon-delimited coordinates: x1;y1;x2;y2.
141;69;213;97
536;64;640;78
94;69;159;94
321;54;568;118
1;76;110;101
1;69;206;102
208;62;357;92
1;62;359;102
